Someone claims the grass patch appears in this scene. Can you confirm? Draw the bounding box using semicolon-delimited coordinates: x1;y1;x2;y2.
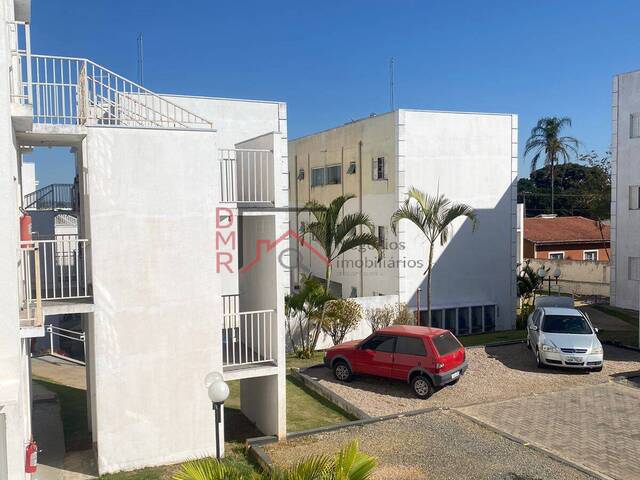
32;377;91;451
286;351;326;370
592;304;639;326
591;304;639;348
459;329;526;347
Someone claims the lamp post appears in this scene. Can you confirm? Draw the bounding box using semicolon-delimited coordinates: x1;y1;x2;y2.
205;371;229;460
553;267;562;295
416;287;422;326
537;266;561;296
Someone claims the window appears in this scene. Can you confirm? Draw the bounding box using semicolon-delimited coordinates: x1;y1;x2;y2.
445;308;456;331
583;250;598;261
372;157;386;180
471;306;483;333
483;305;496;332
549;252;564;260
361;335;395;352
326;165;341;185
432;332;462;356
457;308;470;335
377;226;386;247
631;113;640;138
541;315;592;334
311;167;324;187
629;257;640;281
630;186;640;210
347;161;357;174
297;168;305;181
349;287;358;298
396;336;426;356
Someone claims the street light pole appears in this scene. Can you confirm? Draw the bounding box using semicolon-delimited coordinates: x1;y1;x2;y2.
205;371;229;460
416;287;422;326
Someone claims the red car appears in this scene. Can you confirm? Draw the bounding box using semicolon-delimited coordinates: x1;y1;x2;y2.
324;325;467;399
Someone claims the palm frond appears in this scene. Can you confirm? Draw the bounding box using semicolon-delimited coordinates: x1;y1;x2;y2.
336;232;382;261
173;458;245;480
335;212;375;245
390;203;426;236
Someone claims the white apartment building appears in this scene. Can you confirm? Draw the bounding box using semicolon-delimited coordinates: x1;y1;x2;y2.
1;0;289;477
289;109;518;333
611;70;640;311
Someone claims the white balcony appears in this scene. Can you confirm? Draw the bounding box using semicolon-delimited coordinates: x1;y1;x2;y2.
219;149;274;204
222;309;277;370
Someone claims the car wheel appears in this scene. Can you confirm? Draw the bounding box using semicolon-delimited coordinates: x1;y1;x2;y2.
411;375;434;399
535;348;546;369
333;361;352;382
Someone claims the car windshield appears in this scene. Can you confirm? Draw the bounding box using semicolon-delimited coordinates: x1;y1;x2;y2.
541;315;592;334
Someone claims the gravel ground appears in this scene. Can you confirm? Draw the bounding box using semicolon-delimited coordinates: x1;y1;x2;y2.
305;344;640;416
266;410;595;480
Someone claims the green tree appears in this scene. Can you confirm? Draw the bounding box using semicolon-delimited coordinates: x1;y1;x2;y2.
285;275;334;358
300;194;382;295
173;439;377;480
321;299;363;346
524;117;579;215
391;187;477;326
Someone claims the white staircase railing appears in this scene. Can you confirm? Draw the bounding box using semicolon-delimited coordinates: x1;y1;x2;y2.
222;309;276;367
16;53;213;129
20;236;91;301
219;149;274;203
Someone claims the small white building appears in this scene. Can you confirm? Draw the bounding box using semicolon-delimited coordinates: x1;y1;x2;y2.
289;109;518;333
1;0;288;477
611;70;640;311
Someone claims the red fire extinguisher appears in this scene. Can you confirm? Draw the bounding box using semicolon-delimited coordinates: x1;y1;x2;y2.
25;439;38;474
20;211;32;249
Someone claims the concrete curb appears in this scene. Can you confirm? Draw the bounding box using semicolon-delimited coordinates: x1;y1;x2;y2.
451;409;615;480
290;367;371;420
601;340;640;352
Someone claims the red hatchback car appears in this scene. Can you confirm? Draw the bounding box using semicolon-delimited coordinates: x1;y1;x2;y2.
324;326;467;399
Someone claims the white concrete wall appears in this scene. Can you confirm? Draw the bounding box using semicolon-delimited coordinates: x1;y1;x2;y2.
0;0;32;478
20;161;36;195
85;126;223;473
397;110;517;330
527;258;610;297
611;72;640;310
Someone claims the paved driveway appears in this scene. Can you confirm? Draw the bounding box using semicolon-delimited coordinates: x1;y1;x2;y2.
459;381;640;480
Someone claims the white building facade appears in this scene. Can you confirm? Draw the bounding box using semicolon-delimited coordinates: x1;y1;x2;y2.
611;70;640;311
289;109;518;333
1;0;288;476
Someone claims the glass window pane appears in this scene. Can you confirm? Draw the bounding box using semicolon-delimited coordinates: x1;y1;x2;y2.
311;168;324;187
431;309;443;328
484;305;496;332
396;336;426;356
432;332;462;356
457;308;470;335
326;165;341;185
362;335;395;352
445;308;456;331
471;306;483;333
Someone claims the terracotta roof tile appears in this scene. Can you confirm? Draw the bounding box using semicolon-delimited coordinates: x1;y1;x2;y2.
523;216;610;244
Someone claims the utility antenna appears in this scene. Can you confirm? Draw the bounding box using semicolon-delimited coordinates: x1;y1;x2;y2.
389;57;395;111
137;33;144;86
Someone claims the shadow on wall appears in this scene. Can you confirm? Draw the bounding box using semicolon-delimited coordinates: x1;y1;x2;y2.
404;184;516;331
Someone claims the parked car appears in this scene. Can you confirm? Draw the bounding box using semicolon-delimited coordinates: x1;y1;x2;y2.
527;299;603;371
323;325;467;399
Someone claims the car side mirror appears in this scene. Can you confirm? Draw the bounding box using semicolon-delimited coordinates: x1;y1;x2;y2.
594;327;599;333
529;325;538;331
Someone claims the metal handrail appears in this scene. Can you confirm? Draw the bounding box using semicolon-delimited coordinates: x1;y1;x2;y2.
16;52;213;129
219;149;274;203
24;183;77;210
222;309;276;367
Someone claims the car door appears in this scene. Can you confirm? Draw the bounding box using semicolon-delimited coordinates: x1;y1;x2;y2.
529;309;541;347
391;335;429;380
352;334;396;377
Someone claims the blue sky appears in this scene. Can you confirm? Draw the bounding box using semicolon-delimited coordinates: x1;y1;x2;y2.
28;0;640;186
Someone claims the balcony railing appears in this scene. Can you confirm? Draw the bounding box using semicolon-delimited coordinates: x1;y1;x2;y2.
20;236;91;301
219;149;274;204
222;309;276;368
24;183;78;211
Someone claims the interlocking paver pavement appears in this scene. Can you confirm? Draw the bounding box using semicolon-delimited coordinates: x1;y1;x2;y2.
459;382;640;480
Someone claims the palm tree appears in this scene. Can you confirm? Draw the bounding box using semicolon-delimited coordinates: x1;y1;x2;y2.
391;187;477;326
524;117;579;215
300;194;382;295
173;439;377;480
